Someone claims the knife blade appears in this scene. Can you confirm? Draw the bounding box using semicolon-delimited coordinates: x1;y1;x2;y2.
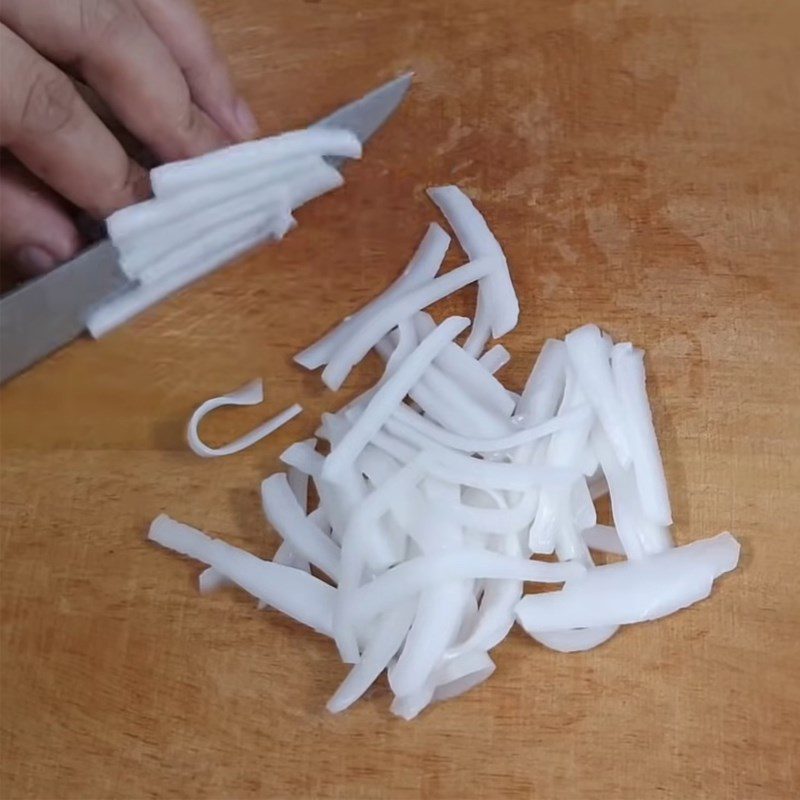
0;73;412;384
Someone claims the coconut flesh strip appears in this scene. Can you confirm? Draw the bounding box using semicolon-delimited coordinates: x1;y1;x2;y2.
334;457;430;663
260;473;341;582
296;223;451;370
148;515;335;636
382;418;578;491
322;316;471;482
415;366;514;438
582;524;626;555
515;532;740;632
147;182;740;718
108;155;319;246
118;194;288;281
388;499;471;698
479;344;511;374
565;324;632;467
150;127;361;197
391;402;591;455
185;379;302;458
95;156;345;335
611;343;673;526
445;490;525;657
280;439;324;479
427;185;518;342
350;551;585;628
321;257;497;390
412;312;515;416
124;156;342;285
133;203;287;287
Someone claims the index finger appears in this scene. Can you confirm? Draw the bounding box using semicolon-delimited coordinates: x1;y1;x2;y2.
0;0;230;163
0;24;148;218
135;0;258;142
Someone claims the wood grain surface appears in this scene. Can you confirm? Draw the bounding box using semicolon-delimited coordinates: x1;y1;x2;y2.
1;1;799;798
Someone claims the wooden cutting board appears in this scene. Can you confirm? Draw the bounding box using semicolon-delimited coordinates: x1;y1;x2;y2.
1;1;798;798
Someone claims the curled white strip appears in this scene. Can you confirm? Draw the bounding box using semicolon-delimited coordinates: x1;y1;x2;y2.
187;379;302;458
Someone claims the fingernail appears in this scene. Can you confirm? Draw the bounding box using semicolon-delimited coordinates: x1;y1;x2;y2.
233;97;259;140
14;246;57;274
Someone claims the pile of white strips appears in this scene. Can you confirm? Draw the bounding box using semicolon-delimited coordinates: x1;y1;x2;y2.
125;129;740;719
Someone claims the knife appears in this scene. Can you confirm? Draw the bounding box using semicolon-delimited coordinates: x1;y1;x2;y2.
0;73;412;384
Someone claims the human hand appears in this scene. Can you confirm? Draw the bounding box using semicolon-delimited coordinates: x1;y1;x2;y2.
0;0;258;276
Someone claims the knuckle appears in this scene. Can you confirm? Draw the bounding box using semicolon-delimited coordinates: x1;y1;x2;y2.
79;0;140;44
172;102;208;154
18;71;78;137
176;102;202;136
104;159;148;213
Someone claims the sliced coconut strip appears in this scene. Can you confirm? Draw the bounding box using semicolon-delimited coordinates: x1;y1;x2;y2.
113;159;340;286
272;542;311;572
479;345;511;374
315;411;352;447
593;427;672;558
413;312;515;416
533;367;595;565
321;258;496;390
280;439;324;479
565;324;631;466
546;367;594;468
528;492;558;555
260;474;341;581
513;339;568;469
277;462;313;572
515;532;740;632
392;403;590;454
185;379;302;458
388;501;469;697
582;524;626;555
433;489;539;536
151;127;361;196
198;567;231;594
389;579;473;698
377;327;509;438
571;478;597;530
448;493;524;656
287;465;309;511
323;316;470;480
383;319;419;379
108;156;319;245
351;550;585;627
327;600;417;713
296;223;450;370
357;443;403;492
463;293;493;357
148;515;335;635
527;626;619;653
391;650;496;720
133;206;284;286
611;343;672;526
432;649;496;702
334;457;429;662
416;366;514;438
383;418;577;491
118;193;288;280
427;185;518;338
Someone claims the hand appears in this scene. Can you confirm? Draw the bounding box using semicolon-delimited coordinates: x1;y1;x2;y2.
0;0;258;276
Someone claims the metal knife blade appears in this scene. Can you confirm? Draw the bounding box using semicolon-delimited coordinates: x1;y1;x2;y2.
0;73;412;384
314;72;412;168
0;241;130;384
